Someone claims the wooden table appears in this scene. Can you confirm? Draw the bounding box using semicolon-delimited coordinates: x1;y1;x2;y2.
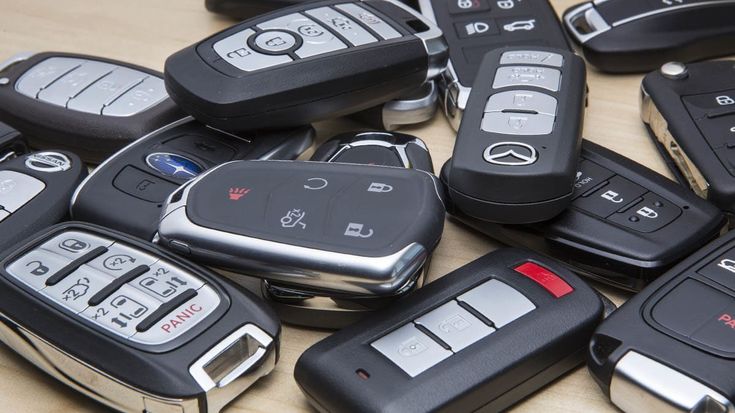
0;0;705;411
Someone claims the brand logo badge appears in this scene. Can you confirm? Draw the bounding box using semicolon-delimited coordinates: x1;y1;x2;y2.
25;152;71;172
483;142;538;166
145;153;204;179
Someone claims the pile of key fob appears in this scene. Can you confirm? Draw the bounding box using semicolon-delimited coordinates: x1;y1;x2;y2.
3;0;735;411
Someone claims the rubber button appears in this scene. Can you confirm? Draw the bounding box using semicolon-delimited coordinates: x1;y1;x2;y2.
691;303;735;355
698;248;735;292
514;262;573;298
112;166;178;203
651;278;732;337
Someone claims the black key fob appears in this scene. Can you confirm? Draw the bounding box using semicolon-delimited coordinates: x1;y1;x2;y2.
0;52;183;163
418;0;571;129
642;60;735;216
295;248;608;412
588;230;735;412
0;222;280;412
164;0;448;131
205;0;317;19
445;46;586;224
310;130;433;172
564;0;735;73
0;150;86;252
444;140;727;291
71;118;314;240
0;121;28;163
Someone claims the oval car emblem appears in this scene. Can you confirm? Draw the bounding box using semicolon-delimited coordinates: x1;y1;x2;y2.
145;152;204;179
483;142;538;166
25;152;72;173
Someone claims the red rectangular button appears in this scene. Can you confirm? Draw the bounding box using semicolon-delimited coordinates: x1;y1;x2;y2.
514;262;574;298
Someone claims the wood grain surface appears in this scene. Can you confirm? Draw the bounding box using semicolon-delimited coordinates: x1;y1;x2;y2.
0;0;713;411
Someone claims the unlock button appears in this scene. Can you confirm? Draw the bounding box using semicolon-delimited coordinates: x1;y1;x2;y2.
6;250;72;290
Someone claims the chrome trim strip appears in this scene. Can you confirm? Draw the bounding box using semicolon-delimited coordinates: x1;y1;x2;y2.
381;81;438;130
612;1;735;28
326;137;426;168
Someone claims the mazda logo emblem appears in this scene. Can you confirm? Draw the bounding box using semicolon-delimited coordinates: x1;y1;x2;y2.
483;142;538;166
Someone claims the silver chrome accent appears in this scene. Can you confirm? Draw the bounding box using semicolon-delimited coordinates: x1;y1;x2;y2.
610;351;734;413
381;81;438;130
661;61;688;80
327;135;428;168
25;151;71;172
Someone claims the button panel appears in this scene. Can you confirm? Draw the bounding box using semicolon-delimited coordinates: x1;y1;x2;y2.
15;57;167;116
683;90;735;177
2;230;221;345
0;170;45;213
372;268;546;377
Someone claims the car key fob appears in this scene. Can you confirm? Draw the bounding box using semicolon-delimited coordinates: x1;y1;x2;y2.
418;0;571;129
642;60;735;216
349;81;438;131
0;222;280;412
157;160;445;314
205;0;419;19
564;0;735;73
71;118;314;240
587;230;735;413
0;150;86;252
444;46;586;224
0;52;182;163
295;248;609;413
0;121;28;163
164;0;448;132
310;130;433;172
443;140;727;291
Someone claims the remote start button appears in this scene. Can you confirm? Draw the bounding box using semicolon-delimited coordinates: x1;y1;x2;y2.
253;30;299;53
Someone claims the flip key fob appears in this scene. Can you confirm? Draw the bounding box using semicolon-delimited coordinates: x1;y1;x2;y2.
164;0;448;132
0;222;280;412
444;140;727;291
0;150;86;252
0;52;182;163
588;230;735;413
445;46;586;224
157;160;445;305
70;118;314;240
642;60;735;216
418;0;570;129
0;121;28;163
295;248;608;413
310;130;433;172
564;0;735;73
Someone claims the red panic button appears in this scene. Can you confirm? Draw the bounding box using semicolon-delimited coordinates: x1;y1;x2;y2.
514;262;574;298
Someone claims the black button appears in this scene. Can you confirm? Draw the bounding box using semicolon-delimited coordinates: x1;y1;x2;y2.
448;0;490;15
572;160;615;199
651;278;732;337
698;248;735;292
694;113;735;150
163;134;237;164
113;166;178;203
691;303;735;355
607;193;681;233
331;146;404;168
454;19;499;39
683;90;735;119
496;16;542;37
574;176;647;218
715;146;735;177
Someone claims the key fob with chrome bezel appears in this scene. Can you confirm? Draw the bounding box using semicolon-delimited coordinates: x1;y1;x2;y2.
295;248;609;413
588;230;735;413
418;0;571;129
445;46;586;224
70;117;314;240
164;0;448;132
0;222;280;413
204;0;420;20
348;81;439;131
444;140;727;292
0;52;182;163
0;121;28;163
0;150;87;252
564;0;735;73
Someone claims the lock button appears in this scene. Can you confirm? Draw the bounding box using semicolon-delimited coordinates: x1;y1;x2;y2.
607;193;681;233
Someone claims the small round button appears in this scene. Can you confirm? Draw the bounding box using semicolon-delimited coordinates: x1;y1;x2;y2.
660;62;688;80
253;30;298;54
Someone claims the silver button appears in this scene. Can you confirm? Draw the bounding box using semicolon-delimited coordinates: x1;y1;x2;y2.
481;111;555;135
81;284;161;338
102;77;167;117
335;4;401;40
130;285;220;345
493;66;561;92
499;50;563;67
0;170;45;213
415;301;494;351
15;57;84;98
131;260;204;302
458;279;536;328
37;61;115;107
258;13;347;58
0;209;8;222
484;90;557;116
39;230;114;260
306;7;377;46
87;243;157;276
660;61;688;80
40;265;114;313
67;67;147;114
6;249;72;290
214;29;293;72
253;30;298;53
371;323;452;377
